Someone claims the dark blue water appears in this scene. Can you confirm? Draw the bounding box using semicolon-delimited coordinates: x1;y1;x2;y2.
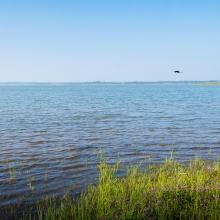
0;82;220;206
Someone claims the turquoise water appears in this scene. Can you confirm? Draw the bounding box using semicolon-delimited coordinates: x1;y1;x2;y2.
0;82;220;205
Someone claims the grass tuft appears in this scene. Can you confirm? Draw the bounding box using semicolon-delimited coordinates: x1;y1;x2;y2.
8;159;220;219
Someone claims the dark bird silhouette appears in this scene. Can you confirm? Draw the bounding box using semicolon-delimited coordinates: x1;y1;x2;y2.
174;70;182;74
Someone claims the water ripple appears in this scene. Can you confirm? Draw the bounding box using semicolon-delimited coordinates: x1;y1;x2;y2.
0;83;220;205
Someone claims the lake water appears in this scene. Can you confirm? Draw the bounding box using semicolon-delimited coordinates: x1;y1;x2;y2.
0;82;220;206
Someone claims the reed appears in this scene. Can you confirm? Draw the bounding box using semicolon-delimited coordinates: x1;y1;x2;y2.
21;158;220;220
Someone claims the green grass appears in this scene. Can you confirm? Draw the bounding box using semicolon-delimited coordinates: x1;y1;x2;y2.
20;158;220;220
193;81;220;86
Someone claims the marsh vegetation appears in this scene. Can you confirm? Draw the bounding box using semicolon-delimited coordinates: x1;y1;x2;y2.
3;158;218;220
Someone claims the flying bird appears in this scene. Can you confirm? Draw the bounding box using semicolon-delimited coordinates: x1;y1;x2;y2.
174;70;182;74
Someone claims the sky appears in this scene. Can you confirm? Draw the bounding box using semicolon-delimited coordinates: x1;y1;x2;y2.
0;0;220;82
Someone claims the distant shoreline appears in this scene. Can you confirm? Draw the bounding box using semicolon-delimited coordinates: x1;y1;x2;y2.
0;80;220;85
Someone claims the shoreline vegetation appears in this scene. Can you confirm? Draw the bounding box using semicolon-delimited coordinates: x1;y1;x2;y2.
2;158;220;220
193;82;220;86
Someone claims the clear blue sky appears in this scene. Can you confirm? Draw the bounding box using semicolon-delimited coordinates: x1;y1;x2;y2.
0;0;220;82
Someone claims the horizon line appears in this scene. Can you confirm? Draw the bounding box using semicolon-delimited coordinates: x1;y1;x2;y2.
0;80;220;84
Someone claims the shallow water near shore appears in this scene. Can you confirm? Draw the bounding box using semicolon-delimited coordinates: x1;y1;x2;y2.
0;82;220;206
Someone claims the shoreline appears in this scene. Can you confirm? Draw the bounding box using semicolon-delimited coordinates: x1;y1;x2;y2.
2;158;220;220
